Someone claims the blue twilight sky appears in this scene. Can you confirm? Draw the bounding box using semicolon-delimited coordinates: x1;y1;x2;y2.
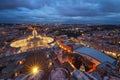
0;0;120;24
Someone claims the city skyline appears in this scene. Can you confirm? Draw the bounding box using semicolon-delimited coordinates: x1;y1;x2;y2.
0;0;120;24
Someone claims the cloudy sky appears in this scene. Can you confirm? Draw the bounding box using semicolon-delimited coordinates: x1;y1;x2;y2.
0;0;120;24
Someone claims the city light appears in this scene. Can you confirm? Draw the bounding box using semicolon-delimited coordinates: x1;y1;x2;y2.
10;29;54;53
0;23;120;79
31;66;39;75
19;61;23;64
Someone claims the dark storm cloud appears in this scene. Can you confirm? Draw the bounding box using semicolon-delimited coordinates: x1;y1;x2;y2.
0;0;30;10
0;0;120;24
56;0;120;17
0;0;53;10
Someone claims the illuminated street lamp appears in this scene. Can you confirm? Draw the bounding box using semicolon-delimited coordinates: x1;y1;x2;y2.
19;61;23;64
31;66;39;75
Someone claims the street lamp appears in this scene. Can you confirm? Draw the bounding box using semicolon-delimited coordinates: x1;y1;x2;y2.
31;66;39;75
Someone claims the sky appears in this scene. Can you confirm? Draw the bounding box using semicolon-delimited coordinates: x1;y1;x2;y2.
0;0;120;24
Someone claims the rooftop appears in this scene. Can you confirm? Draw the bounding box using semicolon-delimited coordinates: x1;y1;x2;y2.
75;47;116;64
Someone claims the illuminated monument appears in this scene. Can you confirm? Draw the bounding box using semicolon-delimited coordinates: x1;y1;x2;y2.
10;28;54;53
